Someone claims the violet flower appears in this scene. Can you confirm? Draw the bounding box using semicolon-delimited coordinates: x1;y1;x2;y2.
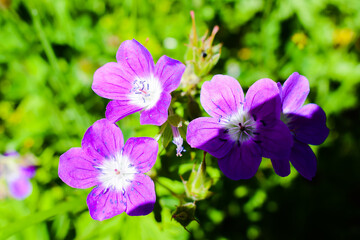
92;39;186;126
278;72;329;180
171;124;185;157
58;119;158;220
0;152;36;200
186;75;293;180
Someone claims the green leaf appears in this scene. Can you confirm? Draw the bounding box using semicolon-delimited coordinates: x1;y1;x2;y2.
161;123;173;149
0;199;86;239
187;98;202;120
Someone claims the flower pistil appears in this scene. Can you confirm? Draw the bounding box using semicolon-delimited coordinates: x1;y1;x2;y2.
220;108;257;143
129;76;162;110
96;152;138;192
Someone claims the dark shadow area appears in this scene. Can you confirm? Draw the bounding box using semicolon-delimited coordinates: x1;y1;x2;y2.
127;202;155;217
261;106;360;239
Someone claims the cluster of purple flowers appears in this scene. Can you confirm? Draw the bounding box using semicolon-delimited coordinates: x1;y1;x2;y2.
59;39;185;220
187;73;329;180
59;38;328;221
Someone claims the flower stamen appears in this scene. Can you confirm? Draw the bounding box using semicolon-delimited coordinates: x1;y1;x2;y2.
129;77;162;109
220;108;257;143
98;153;137;191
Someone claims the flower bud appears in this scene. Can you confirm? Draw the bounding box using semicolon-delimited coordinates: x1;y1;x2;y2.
171;202;197;229
181;11;222;88
181;156;213;201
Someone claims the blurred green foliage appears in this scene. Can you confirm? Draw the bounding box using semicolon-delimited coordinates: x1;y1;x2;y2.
1;0;360;239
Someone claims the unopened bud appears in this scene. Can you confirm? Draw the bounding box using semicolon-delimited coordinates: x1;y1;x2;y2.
181;11;222;88
172;202;197;229
181;155;213;201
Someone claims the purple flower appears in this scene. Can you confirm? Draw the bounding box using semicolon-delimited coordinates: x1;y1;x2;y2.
186;75;293;180
58;119;158;220
171;124;185;157
0;152;36;200
278;72;329;180
92;39;186;126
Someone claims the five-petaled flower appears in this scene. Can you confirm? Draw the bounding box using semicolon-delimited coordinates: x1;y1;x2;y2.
92;39;186;126
0;152;36;200
277;72;329;180
186;75;293;180
58;119;158;220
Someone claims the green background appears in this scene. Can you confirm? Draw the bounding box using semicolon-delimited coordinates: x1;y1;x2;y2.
0;0;359;239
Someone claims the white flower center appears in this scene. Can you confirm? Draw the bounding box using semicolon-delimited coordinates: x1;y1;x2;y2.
97;152;138;192
220;108;257;143
129;75;162;109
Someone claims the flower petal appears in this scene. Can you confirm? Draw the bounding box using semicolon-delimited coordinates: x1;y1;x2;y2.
82;119;124;159
217;140;262;180
200;75;245;118
245;78;281;121
58;148;100;189
125;174;156;216
281;72;309;113
154;55;186;92
270;158;290;177
123;137;158;173
105;100;143;123
92;62;133;100
3;151;19;157
87;186;126;221
186;117;234;158
20;166;36;178
116;39;155;79
255;119;293;160
289;140;317;180
8;176;32;199
287;103;329;145
140;92;171;126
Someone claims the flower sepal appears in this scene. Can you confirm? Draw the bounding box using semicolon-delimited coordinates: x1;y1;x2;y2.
171;202;198;231
181;155;213;201
181;11;222;89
